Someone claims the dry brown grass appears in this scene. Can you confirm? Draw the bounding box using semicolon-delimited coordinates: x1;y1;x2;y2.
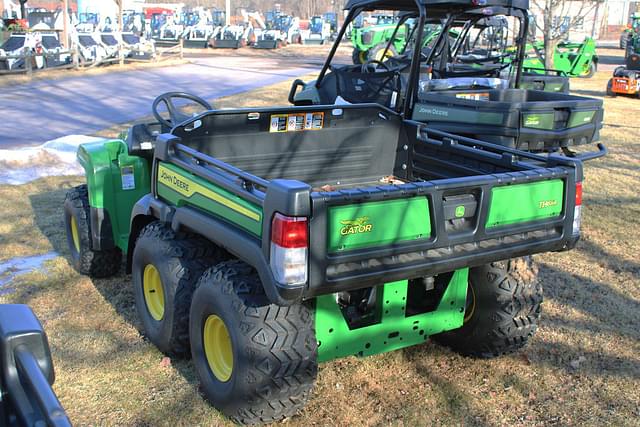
0;49;638;426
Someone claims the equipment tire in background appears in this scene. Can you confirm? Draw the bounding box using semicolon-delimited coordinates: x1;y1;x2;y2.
132;221;226;356
606;79;616;97
579;61;597;78
432;257;542;358
190;260;317;425
64;184;121;278
352;48;368;64
369;43;398;62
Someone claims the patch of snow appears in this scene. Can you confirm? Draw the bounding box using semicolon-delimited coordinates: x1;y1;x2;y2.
0;135;105;185
0;252;59;295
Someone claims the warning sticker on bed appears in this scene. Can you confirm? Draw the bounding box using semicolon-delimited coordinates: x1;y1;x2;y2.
269;112;324;132
455;92;490;101
121;166;135;190
270;114;288;132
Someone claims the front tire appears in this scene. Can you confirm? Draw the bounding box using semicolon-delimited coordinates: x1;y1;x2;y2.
432;257;542;358
190;260;317;424
132;221;225;356
579;61;597;78
63;184;121;277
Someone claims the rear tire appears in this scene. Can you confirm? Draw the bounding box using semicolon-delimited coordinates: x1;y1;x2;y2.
432;257;542;358
132;221;226;356
190;260;317;425
64;184;121;278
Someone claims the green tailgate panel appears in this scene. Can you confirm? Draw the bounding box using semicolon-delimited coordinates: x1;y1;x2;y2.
486;179;564;228
156;162;263;237
328;197;431;252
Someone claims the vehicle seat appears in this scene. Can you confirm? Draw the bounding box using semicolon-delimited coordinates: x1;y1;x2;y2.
126;122;161;159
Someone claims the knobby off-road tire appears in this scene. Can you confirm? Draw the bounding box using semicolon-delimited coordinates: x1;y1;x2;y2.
132;221;226;356
190;260;317;425
432;257;542;358
64;184;121;278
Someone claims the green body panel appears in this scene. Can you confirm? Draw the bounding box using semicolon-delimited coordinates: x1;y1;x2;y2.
522;112;555;130
413;104;504;125
316;269;469;362
77;139;151;252
523;38;597;77
156;162;263;237
486;179;564;228
328;197;431;253
567;111;595;128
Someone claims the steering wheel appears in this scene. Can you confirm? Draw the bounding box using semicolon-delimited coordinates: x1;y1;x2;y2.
361;59;392;73
152;92;212;129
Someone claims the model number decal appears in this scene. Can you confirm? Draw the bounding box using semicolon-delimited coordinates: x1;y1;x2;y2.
538;199;558;209
269;112;324;133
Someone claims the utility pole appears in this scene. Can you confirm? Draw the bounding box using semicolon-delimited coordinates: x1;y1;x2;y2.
116;0;124;66
225;0;230;25
61;0;69;48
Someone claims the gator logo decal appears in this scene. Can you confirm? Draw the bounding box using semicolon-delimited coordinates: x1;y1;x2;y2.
339;217;373;235
525;115;541;126
538;199;558;209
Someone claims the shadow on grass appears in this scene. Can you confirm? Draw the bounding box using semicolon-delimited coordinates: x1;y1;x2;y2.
29;187;203;388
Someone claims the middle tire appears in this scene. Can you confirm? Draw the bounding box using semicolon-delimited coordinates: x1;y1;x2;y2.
190;260;317;425
132;221;226;356
432;257;542;358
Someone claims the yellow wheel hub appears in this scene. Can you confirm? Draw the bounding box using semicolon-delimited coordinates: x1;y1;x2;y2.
143;264;165;321
464;282;477;324
375;48;393;62
359;50;369;64
203;314;234;382
70;216;80;253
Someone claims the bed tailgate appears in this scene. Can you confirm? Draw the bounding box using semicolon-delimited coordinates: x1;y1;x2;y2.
305;142;582;298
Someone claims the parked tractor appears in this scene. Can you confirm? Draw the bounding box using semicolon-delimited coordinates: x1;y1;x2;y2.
523;38;598;78
302;15;332;45
620;12;640;50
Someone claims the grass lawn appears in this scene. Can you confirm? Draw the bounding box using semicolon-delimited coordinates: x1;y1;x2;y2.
0;50;638;426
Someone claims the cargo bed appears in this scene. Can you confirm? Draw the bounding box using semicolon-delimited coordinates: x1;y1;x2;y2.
414;88;603;151
140;103;586;304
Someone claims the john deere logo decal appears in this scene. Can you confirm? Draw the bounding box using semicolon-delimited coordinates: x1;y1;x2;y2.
340;217;373;235
455;205;466;218
538;199;558;209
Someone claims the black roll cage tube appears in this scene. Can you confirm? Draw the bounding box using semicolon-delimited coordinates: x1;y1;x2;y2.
315;1;530;109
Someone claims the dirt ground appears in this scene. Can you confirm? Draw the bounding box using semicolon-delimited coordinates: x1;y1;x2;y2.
0;47;638;426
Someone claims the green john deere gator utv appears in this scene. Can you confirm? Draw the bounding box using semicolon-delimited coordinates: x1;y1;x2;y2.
65;0;605;424
292;0;603;152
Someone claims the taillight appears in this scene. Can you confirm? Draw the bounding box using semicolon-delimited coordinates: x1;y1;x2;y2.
270;213;308;287
572;182;582;235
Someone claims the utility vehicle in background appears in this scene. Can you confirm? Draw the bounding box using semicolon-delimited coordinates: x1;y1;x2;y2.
292;0;603;152
606;65;640;98
65;0;605;424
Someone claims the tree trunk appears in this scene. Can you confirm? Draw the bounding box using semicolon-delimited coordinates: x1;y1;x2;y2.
543;0;555;70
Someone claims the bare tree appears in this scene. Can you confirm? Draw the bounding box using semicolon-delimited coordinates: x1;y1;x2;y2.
531;0;600;69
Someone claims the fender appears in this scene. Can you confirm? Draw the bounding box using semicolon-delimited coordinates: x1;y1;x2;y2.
77;139;151;252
